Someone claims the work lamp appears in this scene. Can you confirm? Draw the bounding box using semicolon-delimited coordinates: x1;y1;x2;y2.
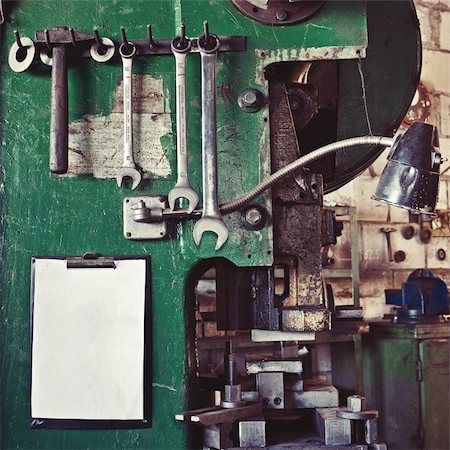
372;122;442;215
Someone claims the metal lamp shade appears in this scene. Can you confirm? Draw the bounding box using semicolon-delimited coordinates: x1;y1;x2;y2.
372;122;442;215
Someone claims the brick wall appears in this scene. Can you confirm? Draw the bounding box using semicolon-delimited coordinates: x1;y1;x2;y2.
324;0;450;318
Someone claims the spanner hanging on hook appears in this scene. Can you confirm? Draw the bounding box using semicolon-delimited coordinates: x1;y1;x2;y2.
168;24;199;213
193;22;229;251
116;27;142;190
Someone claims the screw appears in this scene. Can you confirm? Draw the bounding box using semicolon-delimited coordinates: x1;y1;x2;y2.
276;10;288;21
274;397;282;405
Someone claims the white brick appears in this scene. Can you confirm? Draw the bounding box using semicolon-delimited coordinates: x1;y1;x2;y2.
360;223;425;270
416;3;437;48
439;137;450;162
440;10;450;51
436;180;448;210
440;95;450;135
421;49;450;93
427;90;441;129
427;236;450;269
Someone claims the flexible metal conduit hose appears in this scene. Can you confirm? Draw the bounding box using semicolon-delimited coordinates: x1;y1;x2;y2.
162;136;394;219
220;136;394;214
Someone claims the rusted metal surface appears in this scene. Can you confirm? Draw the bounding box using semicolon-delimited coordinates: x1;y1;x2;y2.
281;308;331;332
231;0;325;27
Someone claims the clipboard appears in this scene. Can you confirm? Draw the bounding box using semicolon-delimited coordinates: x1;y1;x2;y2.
29;253;152;429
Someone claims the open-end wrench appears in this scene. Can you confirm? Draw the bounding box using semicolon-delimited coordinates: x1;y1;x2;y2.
168;25;199;213
193;23;229;251
117;38;142;190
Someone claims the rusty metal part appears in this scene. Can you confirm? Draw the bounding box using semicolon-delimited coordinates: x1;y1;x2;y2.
221;342;245;409
437;248;446;261
274;256;298;308
419;227;432;244
35;28;95;174
285;380;339;409
231;0;324;26
403;81;432;126
401;225;416;240
281;308;331;332
394;250;406;263
336;408;379;420
246;359;303;375
380;227;396;262
189;403;263;425
287;84;318;129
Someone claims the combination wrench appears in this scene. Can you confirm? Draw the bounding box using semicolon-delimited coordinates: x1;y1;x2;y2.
116;39;142;190
193;24;229;251
168;26;199;213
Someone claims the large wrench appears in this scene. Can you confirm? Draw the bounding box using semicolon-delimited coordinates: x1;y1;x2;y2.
168;27;199;213
193;27;229;251
117;42;142;190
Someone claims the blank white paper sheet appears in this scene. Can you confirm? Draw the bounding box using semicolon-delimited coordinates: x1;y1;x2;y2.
31;258;147;421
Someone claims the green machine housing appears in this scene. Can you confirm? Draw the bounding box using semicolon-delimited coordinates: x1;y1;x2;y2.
0;1;421;449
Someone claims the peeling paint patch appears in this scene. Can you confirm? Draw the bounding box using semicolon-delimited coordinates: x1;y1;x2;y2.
66;75;173;179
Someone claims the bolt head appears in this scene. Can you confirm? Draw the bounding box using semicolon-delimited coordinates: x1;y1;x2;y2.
276;10;288;21
242;91;258;106
245;208;263;226
347;395;367;412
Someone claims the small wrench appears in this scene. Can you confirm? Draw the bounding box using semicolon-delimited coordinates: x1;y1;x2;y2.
193;24;228;251
117;40;142;190
168;25;199;213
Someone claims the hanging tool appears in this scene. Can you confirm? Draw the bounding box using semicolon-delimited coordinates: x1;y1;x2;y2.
380;227;396;262
116;28;142;190
35;27;94;174
193;22;229;250
168;25;199;213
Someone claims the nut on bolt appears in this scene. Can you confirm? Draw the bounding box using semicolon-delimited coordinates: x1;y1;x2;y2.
347;395;367;412
238;88;264;113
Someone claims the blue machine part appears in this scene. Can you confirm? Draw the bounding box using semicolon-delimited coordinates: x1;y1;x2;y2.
385;269;449;319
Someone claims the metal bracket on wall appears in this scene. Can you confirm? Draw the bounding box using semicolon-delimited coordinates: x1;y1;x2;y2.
123;195;168;240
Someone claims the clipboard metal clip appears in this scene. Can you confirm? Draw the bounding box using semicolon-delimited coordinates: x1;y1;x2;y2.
66;252;116;269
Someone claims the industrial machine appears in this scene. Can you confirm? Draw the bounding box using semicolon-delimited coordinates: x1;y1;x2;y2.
0;1;441;449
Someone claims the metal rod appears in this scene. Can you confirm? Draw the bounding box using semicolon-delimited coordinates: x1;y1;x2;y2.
147;24;157;48
93;26;105;49
120;26;130;47
203;20;209;41
44;28;52;51
13;30;24;49
69;27;77;49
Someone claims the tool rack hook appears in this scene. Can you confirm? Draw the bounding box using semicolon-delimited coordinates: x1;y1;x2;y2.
147;24;157;48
